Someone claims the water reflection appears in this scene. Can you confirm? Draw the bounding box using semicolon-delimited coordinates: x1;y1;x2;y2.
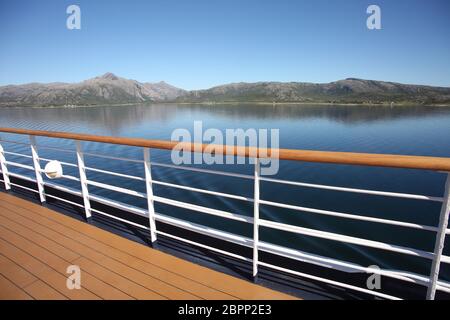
1;104;450;135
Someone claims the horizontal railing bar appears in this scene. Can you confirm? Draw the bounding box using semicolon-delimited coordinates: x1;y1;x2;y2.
88;194;148;217
155;212;253;245
156;230;252;262
260;177;444;202
437;284;450;293
151;179;253;202
9;182;39;194
60;174;80;182
260;199;439;232
5;161;34;171
44;181;82;196
154;212;450;291
81;151;144;163
4;173;84;204
81;191;450;267
259;218;434;260
151;161;254;180
3;127;450;171
38;157;78;168
6;172;36;182
87;179;147;198
8;177;84;206
90;207;150;230
260;240;436;288
3;151;33;159
4;172;149;217
156;212;399;277
262;241;450;293
153;196;253;223
45;194;84;208
85;166;145;181
36;168;80;182
441;255;450;264
258;261;401;300
156;208;442;296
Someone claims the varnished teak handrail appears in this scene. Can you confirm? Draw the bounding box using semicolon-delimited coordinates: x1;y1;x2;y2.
1;127;450;171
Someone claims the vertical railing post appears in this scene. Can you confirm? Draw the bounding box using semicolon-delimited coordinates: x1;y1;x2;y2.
76;141;92;221
143;147;157;245
0;143;11;190
253;157;260;281
426;173;450;300
29;136;46;203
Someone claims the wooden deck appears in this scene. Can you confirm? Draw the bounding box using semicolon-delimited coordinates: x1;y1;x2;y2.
0;191;296;300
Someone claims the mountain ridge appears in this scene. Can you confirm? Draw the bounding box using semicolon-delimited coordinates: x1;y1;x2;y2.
1;73;449;107
178;78;450;105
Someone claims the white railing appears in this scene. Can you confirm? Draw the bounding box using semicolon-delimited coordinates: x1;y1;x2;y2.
0;131;450;300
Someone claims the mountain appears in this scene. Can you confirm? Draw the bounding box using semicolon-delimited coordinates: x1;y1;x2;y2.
0;74;449;107
0;73;186;107
142;81;186;101
176;78;450;105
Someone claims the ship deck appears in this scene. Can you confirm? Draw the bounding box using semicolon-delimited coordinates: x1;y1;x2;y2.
0;191;296;300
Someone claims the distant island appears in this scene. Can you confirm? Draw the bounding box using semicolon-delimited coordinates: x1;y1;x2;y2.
1;72;449;107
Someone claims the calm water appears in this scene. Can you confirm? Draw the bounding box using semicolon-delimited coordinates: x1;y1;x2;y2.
1;104;450;281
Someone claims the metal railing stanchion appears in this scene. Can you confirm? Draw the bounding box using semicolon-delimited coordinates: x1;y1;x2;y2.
144;147;158;245
253;158;260;281
427;173;450;300
76;141;92;221
0;143;11;190
29;135;46;203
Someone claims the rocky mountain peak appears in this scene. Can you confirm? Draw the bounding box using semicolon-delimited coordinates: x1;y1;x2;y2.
99;72;119;80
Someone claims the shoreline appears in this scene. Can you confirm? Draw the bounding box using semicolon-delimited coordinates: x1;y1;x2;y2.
1;101;450;109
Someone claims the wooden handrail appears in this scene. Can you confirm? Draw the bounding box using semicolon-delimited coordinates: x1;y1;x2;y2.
1;127;450;171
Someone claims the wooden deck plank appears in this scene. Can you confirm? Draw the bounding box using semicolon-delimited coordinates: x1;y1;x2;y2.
0;253;37;288
0;229;121;300
0;232;127;300
23;280;67;300
0;214;80;263
0;274;33;300
0;212;146;299
0;201;232;300
0;203;199;300
71;256;169;300
37;267;130;300
5;196;295;300
0;192;297;300
0;224;73;273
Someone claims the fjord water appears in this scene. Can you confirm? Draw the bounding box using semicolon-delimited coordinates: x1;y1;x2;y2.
1;104;450;281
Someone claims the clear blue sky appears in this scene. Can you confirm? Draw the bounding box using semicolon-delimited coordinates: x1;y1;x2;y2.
0;0;449;89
